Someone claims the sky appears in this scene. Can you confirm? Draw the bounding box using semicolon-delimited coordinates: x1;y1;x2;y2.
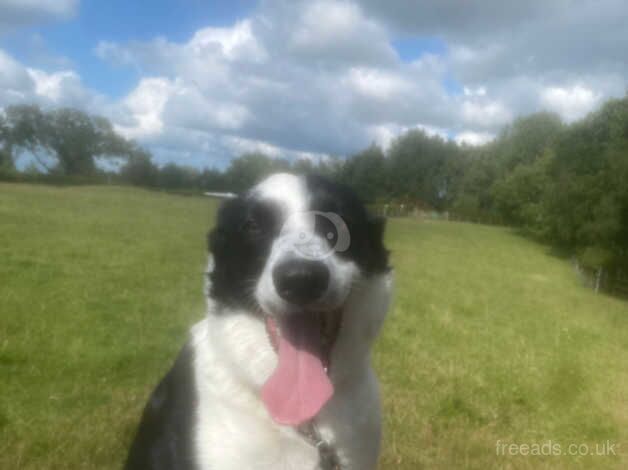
0;0;626;169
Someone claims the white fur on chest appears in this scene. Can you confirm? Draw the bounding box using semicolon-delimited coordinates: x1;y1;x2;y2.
191;273;392;470
191;313;319;470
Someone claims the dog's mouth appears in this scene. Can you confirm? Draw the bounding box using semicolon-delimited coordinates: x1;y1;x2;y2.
261;309;343;426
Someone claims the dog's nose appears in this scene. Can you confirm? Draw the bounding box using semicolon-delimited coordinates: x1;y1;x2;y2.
272;259;330;305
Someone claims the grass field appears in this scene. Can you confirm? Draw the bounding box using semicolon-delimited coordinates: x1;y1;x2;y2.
1;183;627;469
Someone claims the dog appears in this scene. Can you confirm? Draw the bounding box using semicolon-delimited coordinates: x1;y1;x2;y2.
125;173;393;470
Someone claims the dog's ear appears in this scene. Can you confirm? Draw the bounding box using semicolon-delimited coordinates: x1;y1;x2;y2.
368;215;386;242
366;215;389;272
207;197;245;254
206;196;249;303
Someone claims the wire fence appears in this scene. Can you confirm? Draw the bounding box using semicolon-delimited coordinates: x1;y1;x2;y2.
369;203;628;299
369;203;450;220
573;260;628;298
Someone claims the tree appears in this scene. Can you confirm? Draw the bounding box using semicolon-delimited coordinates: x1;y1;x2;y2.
4;104;135;176
45;108;133;175
0;113;15;173
158;163;201;189
387;130;462;210
452;113;563;224
496;112;563;171
4;105;51;171
339;144;387;202
491;150;553;234
120;149;159;187
452;147;500;222
198;168;228;192
542;95;628;270
224;153;290;193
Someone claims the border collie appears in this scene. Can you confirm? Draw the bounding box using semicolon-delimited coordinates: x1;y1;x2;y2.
125;173;393;470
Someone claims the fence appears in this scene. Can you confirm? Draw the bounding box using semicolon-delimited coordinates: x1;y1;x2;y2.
369;203;450;220
573;260;628;297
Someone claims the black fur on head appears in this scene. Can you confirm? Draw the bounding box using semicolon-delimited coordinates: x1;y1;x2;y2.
207;174;389;310
207;196;281;308
305;174;389;275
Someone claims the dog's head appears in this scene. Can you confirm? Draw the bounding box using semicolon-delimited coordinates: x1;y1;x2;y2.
207;173;391;425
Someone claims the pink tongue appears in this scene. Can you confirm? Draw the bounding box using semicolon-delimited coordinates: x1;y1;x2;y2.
261;317;334;426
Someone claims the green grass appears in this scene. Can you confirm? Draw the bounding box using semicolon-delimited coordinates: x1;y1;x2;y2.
1;183;627;469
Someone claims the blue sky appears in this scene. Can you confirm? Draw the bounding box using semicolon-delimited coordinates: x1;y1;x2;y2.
2;0;449;100
0;0;626;169
2;0;256;98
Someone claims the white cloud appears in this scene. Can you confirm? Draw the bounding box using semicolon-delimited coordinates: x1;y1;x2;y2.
288;0;395;65
27;69;80;102
2;0;77;15
463;86;487;97
0;0;78;34
222;135;330;164
345;67;409;100
358;0;581;43
0;50;34;101
94;41;137;67
416;124;449;140
291;0;364;47
164;86;250;131
455;131;495;146
223;136;283;158
540;85;601;122
369;122;449;151
462;99;512;128
0;49;102;110
115;78;179;138
3;0;628;169
188;20;267;63
367;124;398;151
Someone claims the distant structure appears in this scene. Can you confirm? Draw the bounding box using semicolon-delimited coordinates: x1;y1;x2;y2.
204;191;237;199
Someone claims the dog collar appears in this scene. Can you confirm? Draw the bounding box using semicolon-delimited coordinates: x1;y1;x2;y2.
297;420;342;470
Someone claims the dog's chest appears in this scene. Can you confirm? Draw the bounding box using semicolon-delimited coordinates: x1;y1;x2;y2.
188;309;383;470
191;367;381;470
190;318;322;469
194;401;321;470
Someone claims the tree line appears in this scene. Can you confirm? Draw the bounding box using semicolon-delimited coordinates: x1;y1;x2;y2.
1;96;627;281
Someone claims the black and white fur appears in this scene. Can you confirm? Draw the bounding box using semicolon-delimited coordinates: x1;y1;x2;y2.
125;173;393;470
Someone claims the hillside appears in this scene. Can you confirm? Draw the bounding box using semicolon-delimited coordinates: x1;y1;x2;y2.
0;184;626;469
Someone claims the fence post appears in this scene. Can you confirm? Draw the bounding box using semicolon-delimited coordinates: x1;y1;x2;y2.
595;267;603;294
